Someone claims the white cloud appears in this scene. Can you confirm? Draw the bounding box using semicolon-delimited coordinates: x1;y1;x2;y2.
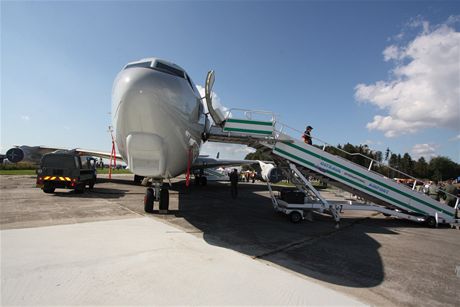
355;18;460;138
200;142;255;160
20;115;30;121
449;134;460;141
195;85;256;159
382;45;401;61
362;139;382;146
411;143;439;160
195;85;229;121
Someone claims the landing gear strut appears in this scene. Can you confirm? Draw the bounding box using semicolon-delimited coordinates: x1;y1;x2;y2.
194;168;208;186
143;180;169;214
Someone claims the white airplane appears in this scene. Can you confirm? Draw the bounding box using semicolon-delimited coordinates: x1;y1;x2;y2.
5;57;265;211
112;58;262;211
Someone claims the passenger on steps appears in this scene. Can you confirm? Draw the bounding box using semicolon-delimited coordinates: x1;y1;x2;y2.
427;181;440;201
302;125;313;145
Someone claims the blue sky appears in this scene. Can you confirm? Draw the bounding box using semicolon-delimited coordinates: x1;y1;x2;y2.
2;1;459;162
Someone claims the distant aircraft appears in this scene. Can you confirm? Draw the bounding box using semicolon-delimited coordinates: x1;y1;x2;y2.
5;145;120;164
6;58;266;211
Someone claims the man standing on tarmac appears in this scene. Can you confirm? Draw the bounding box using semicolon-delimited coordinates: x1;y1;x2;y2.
229;168;239;199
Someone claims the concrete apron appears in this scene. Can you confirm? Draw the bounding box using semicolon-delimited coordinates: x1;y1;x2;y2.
1;217;364;306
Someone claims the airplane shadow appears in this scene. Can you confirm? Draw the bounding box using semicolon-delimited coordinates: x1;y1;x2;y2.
97;177;140;186
169;180;432;288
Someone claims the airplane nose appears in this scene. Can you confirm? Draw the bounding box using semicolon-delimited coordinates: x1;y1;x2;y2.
113;69;167;177
112;68;184;178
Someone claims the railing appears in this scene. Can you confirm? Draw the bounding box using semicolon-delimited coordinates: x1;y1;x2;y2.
273;121;460;209
225;108;276;122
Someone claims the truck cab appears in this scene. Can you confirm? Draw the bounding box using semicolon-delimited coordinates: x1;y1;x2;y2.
36;150;97;194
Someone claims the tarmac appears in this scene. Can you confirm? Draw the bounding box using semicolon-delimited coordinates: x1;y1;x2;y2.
1;174;459;306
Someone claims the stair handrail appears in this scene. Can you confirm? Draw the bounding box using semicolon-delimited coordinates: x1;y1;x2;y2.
273;121;459;207
225;108;276;122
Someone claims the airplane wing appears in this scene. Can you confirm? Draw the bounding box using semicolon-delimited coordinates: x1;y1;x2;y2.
191;156;259;170
74;148;123;161
5;145;123;163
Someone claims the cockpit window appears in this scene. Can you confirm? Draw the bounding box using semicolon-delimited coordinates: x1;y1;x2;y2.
124;60;197;92
185;74;195;91
155;61;185;79
124;62;152;69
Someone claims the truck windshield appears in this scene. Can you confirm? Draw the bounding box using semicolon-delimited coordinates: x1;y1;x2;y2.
41;155;77;168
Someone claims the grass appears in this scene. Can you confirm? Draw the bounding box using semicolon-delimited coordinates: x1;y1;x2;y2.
0;168;132;175
0;169;37;175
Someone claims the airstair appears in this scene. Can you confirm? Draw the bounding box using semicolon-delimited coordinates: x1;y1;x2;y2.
203;71;459;227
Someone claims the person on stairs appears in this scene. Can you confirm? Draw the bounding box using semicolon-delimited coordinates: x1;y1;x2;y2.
302;125;313;145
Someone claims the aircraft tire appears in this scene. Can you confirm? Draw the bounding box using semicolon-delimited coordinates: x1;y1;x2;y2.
144;188;154;213
134;175;144;185
159;188;169;211
289;211;302;223
75;184;85;194
200;176;207;186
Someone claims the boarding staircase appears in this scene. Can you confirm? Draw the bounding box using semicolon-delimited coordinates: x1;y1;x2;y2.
203;71;459;226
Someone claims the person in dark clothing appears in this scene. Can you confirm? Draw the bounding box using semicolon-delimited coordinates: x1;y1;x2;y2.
229;168;239;199
302;125;313;145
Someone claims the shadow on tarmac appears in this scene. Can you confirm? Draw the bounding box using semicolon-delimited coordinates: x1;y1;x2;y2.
51;187;129;199
165;180;428;289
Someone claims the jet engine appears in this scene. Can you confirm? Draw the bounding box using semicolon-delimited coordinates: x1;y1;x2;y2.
258;161;285;183
5;146;43;164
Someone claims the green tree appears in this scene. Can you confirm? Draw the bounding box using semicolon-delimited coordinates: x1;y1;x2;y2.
428;156;459;181
388;154;399;178
243;148;273;171
400;153;414;176
414;157;428;179
245;148;273;161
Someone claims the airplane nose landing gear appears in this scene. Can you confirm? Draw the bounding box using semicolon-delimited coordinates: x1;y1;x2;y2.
143;179;169;214
159;188;169;213
144;188;154;213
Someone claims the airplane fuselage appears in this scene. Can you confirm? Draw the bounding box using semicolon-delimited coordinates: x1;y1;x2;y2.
111;58;205;179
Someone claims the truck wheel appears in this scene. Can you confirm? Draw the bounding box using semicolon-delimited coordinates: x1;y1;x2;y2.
200;176;207;186
289;211;302;223
43;186;55;194
144;188;154;213
89;178;96;190
75;184;85;194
